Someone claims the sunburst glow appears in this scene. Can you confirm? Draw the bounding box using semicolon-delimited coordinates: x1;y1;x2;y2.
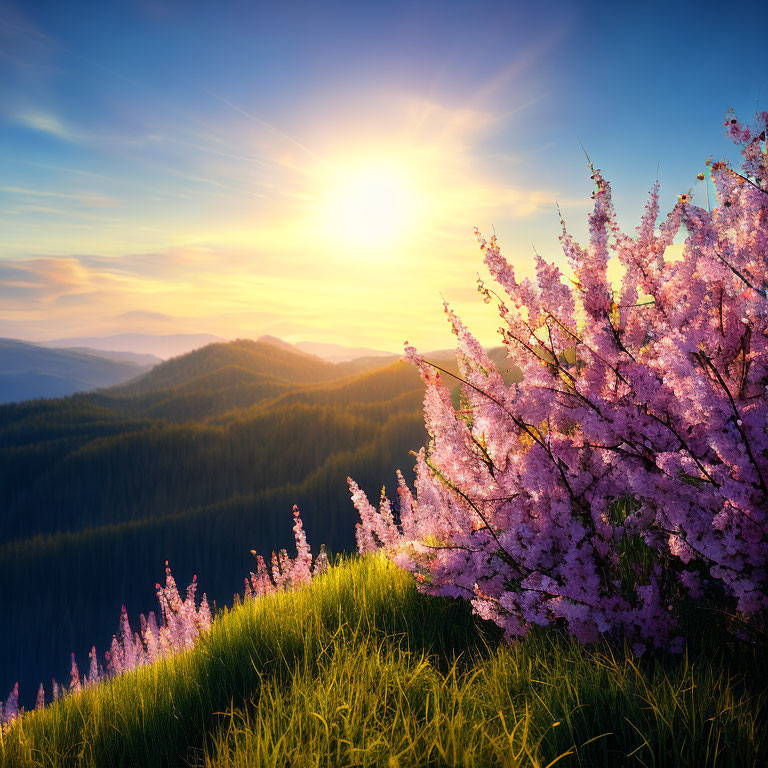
319;160;419;249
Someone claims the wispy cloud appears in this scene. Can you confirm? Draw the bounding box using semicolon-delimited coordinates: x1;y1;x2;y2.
210;93;322;164
13;110;78;141
1;185;119;208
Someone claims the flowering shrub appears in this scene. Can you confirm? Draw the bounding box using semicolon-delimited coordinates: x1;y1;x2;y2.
1;506;325;726
351;111;768;653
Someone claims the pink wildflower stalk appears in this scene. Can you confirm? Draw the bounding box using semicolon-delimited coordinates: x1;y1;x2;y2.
198;594;212;632
246;554;275;598
69;654;81;693
0;684;19;726
86;646;100;687
290;505;313;587
313;544;329;577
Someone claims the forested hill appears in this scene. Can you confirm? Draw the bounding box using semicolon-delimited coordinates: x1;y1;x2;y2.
110;338;393;394
0;338;518;708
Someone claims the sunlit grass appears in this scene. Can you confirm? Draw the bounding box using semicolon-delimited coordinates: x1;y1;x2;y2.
1;555;765;767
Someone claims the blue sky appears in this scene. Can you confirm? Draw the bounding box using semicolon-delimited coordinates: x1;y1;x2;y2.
0;0;765;349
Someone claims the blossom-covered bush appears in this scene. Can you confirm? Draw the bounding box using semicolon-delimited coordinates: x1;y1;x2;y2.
351;111;768;653
1;506;325;726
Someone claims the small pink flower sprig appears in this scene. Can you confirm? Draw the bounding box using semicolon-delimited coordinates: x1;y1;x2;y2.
244;505;328;598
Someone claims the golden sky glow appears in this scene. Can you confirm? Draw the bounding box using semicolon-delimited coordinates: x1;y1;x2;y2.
2;0;733;354
2;88;588;351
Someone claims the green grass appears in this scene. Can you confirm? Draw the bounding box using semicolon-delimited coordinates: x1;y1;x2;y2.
1;556;765;767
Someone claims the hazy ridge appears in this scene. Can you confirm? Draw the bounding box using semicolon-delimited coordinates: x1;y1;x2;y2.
0;339;153;403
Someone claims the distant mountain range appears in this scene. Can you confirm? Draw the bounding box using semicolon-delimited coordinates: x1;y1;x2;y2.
58;347;162;368
0;339;154;403
45;333;223;360
45;332;395;364
43;332;396;364
258;336;396;363
0;332;399;406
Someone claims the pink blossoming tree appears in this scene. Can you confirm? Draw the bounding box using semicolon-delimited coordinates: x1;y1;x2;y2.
351;111;768;653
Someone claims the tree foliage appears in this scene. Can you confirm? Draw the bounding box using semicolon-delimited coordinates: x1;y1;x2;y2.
352;111;768;652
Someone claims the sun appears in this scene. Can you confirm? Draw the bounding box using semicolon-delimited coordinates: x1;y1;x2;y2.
319;159;418;249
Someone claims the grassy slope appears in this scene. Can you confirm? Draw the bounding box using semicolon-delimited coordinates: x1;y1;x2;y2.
1;557;765;768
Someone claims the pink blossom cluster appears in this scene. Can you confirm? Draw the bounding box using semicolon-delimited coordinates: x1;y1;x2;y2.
350;111;768;653
244;506;328;598
1;507;325;727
